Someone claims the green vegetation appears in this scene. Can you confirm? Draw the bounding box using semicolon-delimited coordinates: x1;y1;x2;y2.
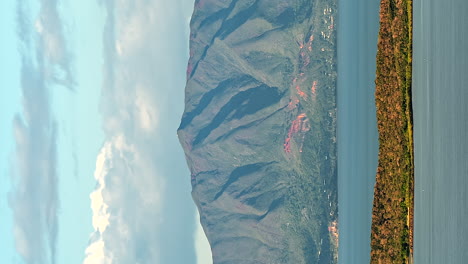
370;0;413;263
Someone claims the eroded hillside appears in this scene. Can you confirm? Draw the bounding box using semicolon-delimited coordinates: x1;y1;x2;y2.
178;0;338;262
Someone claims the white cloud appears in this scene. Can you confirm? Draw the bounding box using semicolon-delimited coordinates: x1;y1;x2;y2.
83;135;165;264
135;87;159;132
195;212;213;264
83;140;115;264
83;239;111;264
90;142;112;234
34;0;75;87
35;19;44;34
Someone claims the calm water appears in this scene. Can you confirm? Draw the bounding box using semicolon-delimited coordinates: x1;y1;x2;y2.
413;0;468;263
336;0;380;263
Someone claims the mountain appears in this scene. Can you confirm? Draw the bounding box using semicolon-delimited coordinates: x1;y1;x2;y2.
178;0;338;263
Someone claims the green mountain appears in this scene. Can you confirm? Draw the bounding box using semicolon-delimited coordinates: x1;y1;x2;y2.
178;0;338;263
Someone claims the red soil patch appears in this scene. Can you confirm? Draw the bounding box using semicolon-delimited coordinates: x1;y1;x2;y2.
284;113;310;153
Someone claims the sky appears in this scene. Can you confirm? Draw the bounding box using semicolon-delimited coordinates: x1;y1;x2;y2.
0;0;212;263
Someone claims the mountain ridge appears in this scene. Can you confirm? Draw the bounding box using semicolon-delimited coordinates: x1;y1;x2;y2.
178;0;338;262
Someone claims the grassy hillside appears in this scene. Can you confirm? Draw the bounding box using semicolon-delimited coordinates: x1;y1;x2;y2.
178;0;339;263
370;0;413;263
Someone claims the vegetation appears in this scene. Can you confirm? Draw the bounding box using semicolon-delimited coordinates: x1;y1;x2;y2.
370;0;413;263
279;0;339;262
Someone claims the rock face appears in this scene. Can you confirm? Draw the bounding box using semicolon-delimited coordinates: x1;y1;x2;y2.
178;0;338;263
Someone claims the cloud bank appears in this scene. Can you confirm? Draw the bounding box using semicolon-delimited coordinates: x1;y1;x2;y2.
83;0;203;263
10;68;58;264
83;135;164;264
9;0;74;263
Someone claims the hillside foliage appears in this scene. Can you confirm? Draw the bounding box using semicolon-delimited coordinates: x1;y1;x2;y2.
370;0;414;263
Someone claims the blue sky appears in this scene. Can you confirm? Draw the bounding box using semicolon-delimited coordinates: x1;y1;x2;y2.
0;0;211;263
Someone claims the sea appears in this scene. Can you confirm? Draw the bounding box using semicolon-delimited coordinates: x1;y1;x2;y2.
413;0;468;263
336;0;380;263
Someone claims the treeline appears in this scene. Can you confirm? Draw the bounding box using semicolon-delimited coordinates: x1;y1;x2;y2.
370;0;413;263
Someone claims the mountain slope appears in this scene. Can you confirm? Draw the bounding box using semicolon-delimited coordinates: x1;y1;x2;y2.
178;0;338;263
